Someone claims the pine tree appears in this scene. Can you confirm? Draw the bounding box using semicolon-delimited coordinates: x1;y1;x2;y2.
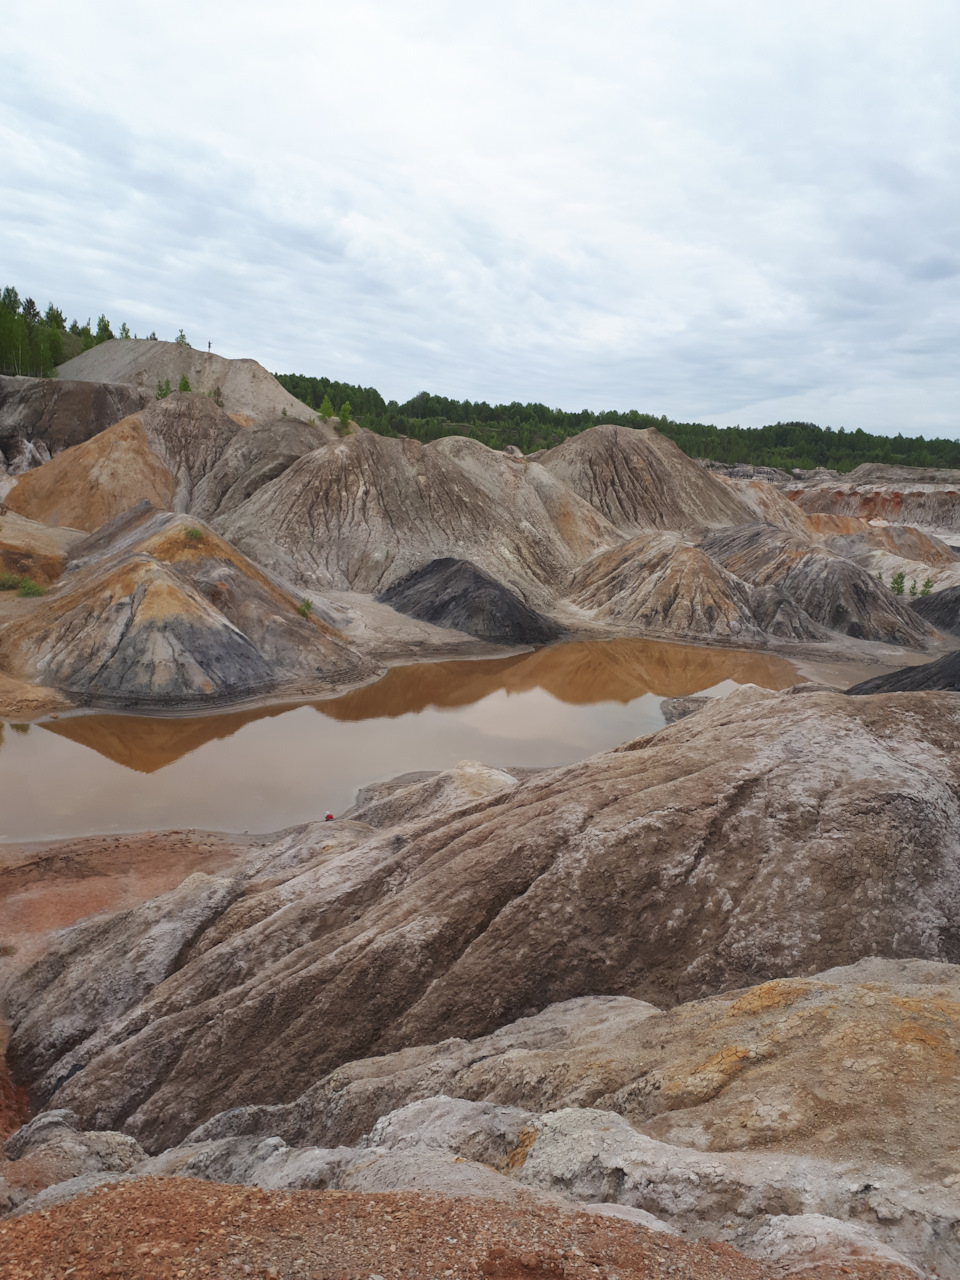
319;394;335;419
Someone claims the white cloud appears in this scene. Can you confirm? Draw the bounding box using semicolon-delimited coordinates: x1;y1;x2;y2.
2;0;959;432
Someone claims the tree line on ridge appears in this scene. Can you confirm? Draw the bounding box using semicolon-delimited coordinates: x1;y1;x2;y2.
3;284;958;474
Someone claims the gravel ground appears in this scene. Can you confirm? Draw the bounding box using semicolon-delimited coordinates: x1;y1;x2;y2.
0;1179;921;1280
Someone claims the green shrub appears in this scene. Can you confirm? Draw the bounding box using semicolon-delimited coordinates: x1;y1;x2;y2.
0;571;20;590
319;394;335;419
156;378;171;400
175;329;189;346
178;374;191;393
909;579;918;596
296;598;313;618
184;526;204;542
207;385;224;407
890;571;906;596
921;578;934;596
16;577;46;597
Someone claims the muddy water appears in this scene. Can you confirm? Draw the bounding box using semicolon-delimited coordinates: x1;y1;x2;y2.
0;639;798;842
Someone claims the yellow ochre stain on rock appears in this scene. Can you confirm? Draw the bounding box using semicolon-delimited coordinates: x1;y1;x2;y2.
727;979;818;1017
499;1125;538;1172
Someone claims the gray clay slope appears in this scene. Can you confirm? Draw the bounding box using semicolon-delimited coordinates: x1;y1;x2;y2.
378;558;562;646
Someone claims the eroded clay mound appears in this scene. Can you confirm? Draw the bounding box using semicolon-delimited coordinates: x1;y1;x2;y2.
846;462;960;485
56;338;318;423
0;375;141;475
378;558;562;646
701;525;933;646
3;394;255;530
3;416;176;531
806;512;960;568
720;476;816;536
8;688;960;1151
0;552;273;706
568;532;764;643
538;425;757;532
190;418;326;521
848;649;960;694
135;393;246;511
0;511;83;586
0;511;377;708
910;584;960;637
216;430;621;599
792;481;960;535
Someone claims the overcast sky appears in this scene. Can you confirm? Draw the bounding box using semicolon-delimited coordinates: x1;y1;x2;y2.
3;2;959;433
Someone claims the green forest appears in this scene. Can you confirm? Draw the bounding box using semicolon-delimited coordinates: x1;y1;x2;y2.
4;283;958;474
0;285;149;378
276;373;960;474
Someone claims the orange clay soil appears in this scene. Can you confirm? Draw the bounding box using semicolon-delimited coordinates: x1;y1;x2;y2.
0;829;257;970
0;1178;915;1280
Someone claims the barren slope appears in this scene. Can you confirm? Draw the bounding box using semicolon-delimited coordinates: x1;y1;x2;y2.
0;510;83;586
57;339;319;423
188;958;959;1185
0;510;377;708
378;558;563;645
568;532;825;643
538;425;757;532
0;375;140;474
791;479;960;537
216;430;622;601
3;416;176;531
190;417;325;521
848;650;960;694
6;687;960;1153
701;526;934;646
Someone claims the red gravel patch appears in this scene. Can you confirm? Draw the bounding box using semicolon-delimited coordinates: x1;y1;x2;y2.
0;1179;920;1280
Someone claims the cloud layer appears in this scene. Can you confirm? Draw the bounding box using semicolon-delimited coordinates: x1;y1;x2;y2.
2;1;959;433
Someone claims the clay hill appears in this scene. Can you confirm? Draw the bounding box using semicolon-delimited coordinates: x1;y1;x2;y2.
214;429;622;604
788;463;960;542
0;374;140;478
2;688;958;1276
536;424;757;531
3;400;960;714
0;505;379;709
57;338;319;423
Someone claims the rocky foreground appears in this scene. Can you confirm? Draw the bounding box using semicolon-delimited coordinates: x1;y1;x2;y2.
4;346;960;1277
2;688;958;1276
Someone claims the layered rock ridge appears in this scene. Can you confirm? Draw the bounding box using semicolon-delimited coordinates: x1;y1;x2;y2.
6;687;960;1155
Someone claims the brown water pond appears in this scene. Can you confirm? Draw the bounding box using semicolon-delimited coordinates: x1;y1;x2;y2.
0;638;798;842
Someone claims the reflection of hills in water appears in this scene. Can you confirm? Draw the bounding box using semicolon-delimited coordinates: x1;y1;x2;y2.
41;704;298;773
40;639;798;772
319;638;799;719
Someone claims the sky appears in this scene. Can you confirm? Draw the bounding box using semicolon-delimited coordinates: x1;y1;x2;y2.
2;1;959;434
